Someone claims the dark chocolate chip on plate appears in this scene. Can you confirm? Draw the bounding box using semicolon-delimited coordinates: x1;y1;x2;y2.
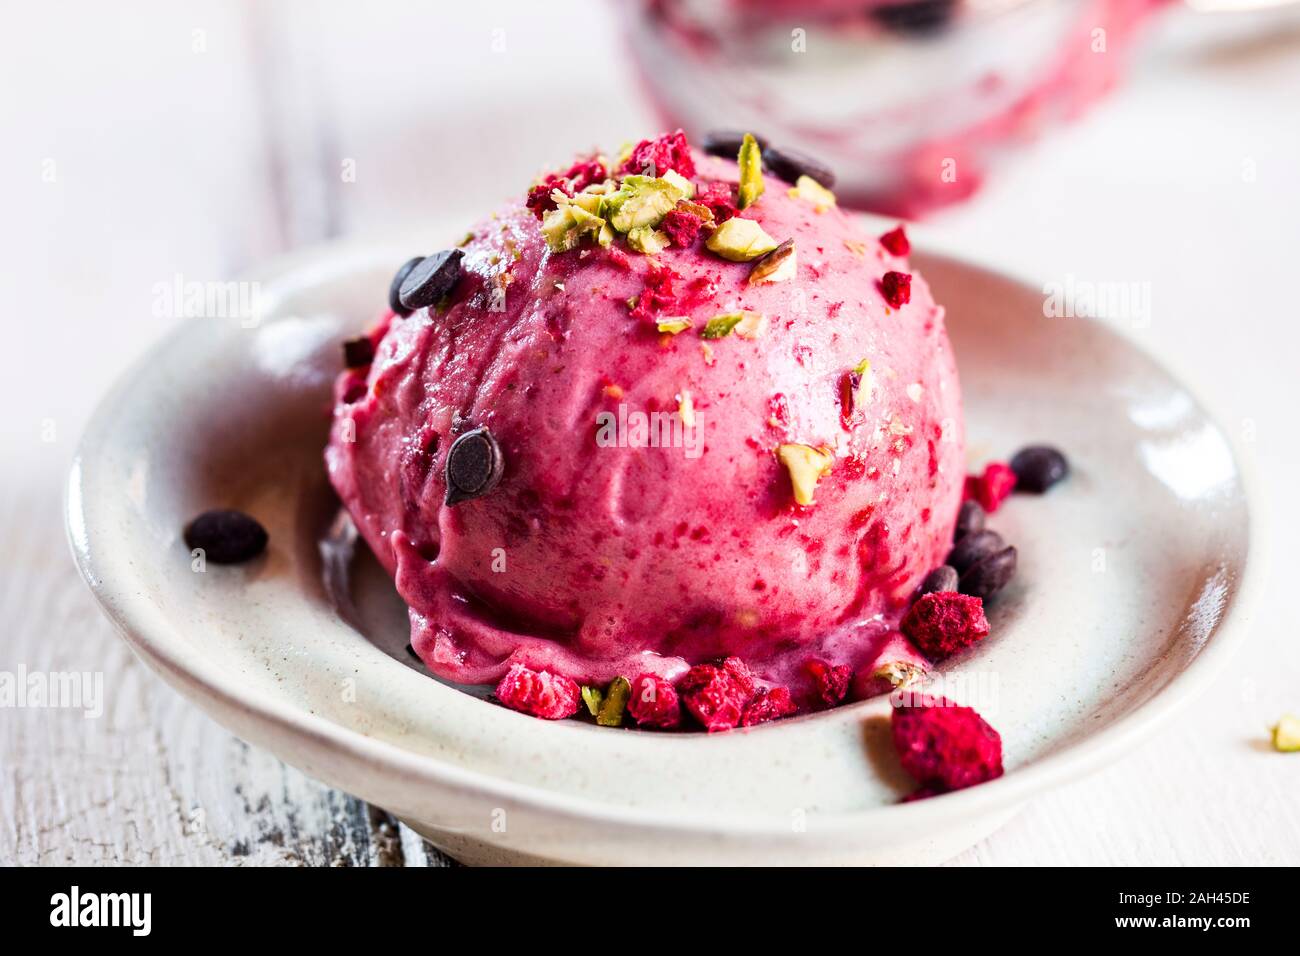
872;0;958;36
388;256;425;317
953;499;986;542
342;336;375;369
919;565;959;596
399;249;464;312
445;426;505;506
1010;445;1069;494
763;145;836;189
947;528;1005;575
701;130;769;159
183;509;268;564
959;546;1018;600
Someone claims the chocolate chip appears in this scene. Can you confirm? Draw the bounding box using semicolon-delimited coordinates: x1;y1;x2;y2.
1010;445;1069;493
388;256;424;317
872;0;957;36
399;249;464;312
959;546;1018;600
947;529;1005;575
702;130;769;159
183;509;268;564
919;565;959;596
763;145;836;189
342;336;375;368
953;499;986;542
445;426;504;506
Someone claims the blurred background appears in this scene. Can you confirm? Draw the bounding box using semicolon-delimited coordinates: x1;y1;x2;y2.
3;0;1299;864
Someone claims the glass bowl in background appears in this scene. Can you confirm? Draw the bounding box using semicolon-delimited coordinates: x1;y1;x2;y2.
617;0;1171;215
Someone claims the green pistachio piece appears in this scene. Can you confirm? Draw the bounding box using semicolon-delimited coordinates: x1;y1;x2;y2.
747;238;796;284
597;676;631;727
701;310;764;339
788;174;837;211
657;316;693;335
660;168;695;200
581;685;604;717
606;176;681;233
1273;714;1300;752
542;206;581;253
626;225;669;255
737;133;765;210
777;443;834;506
705;217;779;261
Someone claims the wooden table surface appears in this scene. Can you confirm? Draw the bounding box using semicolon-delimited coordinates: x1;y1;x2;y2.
4;1;1299;866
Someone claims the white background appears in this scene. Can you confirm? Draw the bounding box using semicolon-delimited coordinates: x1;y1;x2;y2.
2;1;1298;865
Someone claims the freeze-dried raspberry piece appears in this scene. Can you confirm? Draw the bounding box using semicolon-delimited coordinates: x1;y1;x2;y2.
804;659;852;708
563;158;607;193
679;656;754;732
494;663;581;720
963;461;1017;513
629;264;680;326
695;180;737;222
740;686;797;726
879;225;910;256
881;271;912;308
620;129;696;178
900;592;990;660
526;175;565;219
891;696;1003;792
660;207;705;248
627;674;682;729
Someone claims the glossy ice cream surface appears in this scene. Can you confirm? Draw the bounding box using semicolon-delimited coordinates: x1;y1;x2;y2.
326;136;963;707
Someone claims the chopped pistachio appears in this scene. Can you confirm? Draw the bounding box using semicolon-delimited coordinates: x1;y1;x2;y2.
606;175;683;233
657;316;693;335
852;357;871;376
597;676;631;727
843;238;867;257
701;310;762;339
677;389;696;428
675;200;715;223
541;205;582;252
1272;714;1300;752
788;174;837;212
700;342;716;365
626;225;669;255
748;238;796;284
873;660;926;690
705;217;779;261
660;168;695;200
571;191;606;216
777;443;834;506
581;685;604;717
458;231;476;247
737;133;765;210
733;311;768;339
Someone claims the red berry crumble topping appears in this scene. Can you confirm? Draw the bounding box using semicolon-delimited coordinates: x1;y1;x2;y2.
881;271;912;308
619;129;696;179
804;658;852;708
627;674;682;728
900;592;990;660
495;663;581;720
660;207;706;248
740;686;798;726
891;696;1004;794
879;225;911;256
694;180;737;222
964;461;1017;513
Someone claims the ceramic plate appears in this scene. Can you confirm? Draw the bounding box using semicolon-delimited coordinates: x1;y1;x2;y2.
67;234;1259;865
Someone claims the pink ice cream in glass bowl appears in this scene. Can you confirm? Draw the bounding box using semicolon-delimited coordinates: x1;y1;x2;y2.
617;0;1169;215
326;130;967;733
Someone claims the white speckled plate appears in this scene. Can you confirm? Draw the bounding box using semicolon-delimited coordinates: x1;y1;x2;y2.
67;234;1259;865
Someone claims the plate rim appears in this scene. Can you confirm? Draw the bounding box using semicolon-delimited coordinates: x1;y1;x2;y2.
65;237;1266;839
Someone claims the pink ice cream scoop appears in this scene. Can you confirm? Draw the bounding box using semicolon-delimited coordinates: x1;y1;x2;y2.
326;133;961;707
